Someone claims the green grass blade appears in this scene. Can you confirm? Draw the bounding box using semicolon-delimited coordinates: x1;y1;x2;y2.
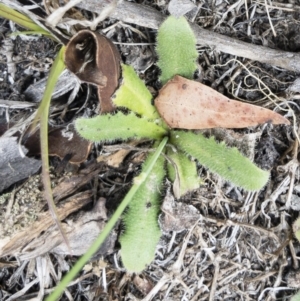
45;137;168;301
33;47;66;127
0;4;50;36
75;111;167;143
33;46;69;250
170;130;269;191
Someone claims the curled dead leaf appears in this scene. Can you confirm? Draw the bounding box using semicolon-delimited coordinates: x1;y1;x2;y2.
65;30;121;113
24;125;92;164
155;75;290;129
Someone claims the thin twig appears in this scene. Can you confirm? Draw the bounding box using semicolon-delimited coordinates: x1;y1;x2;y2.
75;0;300;72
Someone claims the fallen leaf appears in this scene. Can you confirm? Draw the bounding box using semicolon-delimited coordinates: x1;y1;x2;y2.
64;30;121;113
159;188;199;233
155;75;290;129
1;122;90;164
24;124;92;164
133;275;154;295
97;140;141;168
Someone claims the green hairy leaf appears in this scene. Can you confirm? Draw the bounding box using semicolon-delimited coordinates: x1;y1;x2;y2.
291;292;300;301
170;131;269;191
75;111;167;143
120;153;166;273
156;16;198;84
293;217;300;242
113;64;160;120
167;147;201;198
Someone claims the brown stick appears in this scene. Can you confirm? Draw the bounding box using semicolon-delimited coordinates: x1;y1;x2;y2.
77;0;300;73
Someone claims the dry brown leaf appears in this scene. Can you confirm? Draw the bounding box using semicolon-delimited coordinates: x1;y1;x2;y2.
96;140;141;167
97;148;131;167
64;30;121;113
133;275;154;295
23;124;92;164
1;122;91;164
159;188;200;233
155;75;290;129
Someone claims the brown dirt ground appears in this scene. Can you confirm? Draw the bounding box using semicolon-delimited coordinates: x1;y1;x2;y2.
1;0;300;300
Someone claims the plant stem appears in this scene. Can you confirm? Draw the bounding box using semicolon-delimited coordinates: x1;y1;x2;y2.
46;136;168;301
35;46;70;251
